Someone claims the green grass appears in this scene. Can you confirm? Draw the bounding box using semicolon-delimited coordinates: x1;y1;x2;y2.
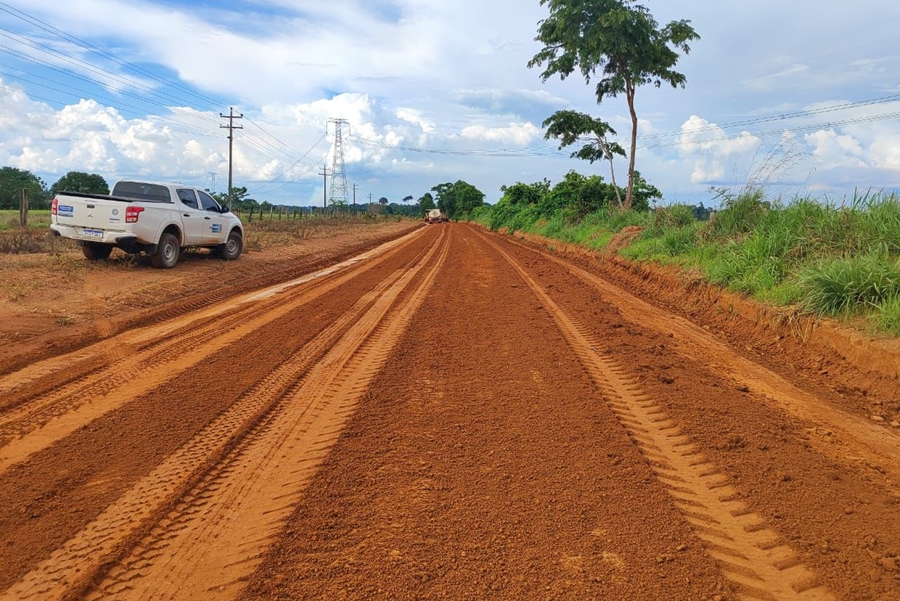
797;253;900;315
0;209;51;231
874;294;900;336
477;188;900;336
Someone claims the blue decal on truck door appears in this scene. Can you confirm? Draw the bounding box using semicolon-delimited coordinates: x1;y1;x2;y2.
211;224;222;233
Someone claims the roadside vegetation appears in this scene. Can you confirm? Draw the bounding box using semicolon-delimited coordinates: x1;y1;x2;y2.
474;181;900;336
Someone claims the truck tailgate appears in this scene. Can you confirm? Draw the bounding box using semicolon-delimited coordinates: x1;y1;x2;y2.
54;198;129;235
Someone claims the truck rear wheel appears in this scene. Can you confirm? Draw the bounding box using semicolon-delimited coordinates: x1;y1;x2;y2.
151;233;180;269
82;242;113;261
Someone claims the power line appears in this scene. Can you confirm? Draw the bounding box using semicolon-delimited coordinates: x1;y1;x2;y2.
639;110;900;151
0;1;222;110
641;94;900;141
249;133;330;195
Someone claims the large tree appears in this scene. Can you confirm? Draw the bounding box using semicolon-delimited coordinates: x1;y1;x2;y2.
0;166;47;210
529;0;699;209
432;181;485;220
50;171;109;196
418;192;436;216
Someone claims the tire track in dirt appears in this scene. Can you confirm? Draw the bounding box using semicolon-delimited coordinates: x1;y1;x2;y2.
479;230;835;601
0;229;427;475
0;229;448;601
505;235;900;484
0;223;421;378
83;227;450;601
0;228;423;403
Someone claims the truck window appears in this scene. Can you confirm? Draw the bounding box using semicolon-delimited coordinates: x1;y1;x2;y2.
177;189;199;209
198;191;222;213
112;182;171;202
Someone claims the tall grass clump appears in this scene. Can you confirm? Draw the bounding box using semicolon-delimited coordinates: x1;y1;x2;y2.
798;251;900;315
873;295;900;336
621;204;701;260
706;188;771;239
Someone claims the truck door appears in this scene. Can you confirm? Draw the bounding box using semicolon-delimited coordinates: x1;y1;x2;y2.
198;190;229;244
176;189;207;245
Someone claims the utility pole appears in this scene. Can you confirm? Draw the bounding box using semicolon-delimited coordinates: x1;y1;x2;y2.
220;107;243;209
319;166;330;209
352;183;358;208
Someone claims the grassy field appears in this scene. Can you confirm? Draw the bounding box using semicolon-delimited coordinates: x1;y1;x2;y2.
0;209;51;231
474;190;900;336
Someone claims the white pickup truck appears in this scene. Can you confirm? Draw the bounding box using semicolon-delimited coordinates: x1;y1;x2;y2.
50;181;244;268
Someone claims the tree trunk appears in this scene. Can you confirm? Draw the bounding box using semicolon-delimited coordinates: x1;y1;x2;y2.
607;154;623;209
626;81;638;211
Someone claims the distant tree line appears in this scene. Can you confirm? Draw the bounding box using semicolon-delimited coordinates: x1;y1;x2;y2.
0;167;112;210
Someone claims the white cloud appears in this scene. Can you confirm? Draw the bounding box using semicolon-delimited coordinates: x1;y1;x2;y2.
804;129;865;167
460;122;541;145
678;116;761;156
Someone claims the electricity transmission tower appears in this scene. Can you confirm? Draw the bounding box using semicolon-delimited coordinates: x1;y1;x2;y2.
328;118;350;206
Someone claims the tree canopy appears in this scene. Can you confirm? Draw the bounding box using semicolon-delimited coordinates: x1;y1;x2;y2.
543;110;626;207
432;181;485;220
418;192;436;216
50;172;109;196
529;0;698;209
0;166;48;210
494;170;659;220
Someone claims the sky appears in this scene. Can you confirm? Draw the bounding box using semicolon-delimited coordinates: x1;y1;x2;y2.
0;0;899;207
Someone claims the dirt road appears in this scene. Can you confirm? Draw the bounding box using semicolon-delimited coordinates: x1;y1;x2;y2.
1;224;898;601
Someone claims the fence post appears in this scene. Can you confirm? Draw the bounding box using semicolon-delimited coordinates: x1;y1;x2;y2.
19;188;29;228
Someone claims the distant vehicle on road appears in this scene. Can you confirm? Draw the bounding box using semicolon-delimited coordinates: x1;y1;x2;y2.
425;208;447;224
50;181;244;268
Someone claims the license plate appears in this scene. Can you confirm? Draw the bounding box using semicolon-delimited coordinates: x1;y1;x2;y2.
83;229;104;239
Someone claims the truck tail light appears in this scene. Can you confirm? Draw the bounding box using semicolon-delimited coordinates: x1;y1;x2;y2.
125;206;145;223
51;197;58;215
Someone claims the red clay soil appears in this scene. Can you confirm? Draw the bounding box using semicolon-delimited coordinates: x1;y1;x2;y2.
512;231;900;433
0;220;419;375
239;225;900;601
2;224;899;601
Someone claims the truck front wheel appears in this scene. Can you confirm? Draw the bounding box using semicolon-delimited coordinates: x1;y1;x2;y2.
151;233;180;268
215;230;243;260
82;242;113;261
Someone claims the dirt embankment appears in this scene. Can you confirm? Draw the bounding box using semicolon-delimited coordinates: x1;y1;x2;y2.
508;230;900;428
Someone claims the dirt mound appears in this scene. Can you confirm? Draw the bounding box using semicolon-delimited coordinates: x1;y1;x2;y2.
605;225;643;254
